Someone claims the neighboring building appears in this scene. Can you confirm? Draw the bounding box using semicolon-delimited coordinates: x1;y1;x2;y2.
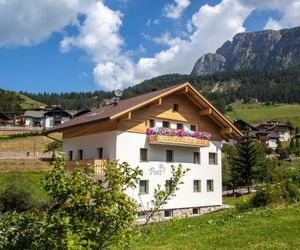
45;83;242;220
23;110;45;127
250;130;280;150
0;112;12;126
22;106;72;129
44;106;72;129
254;121;292;142
233;119;257;133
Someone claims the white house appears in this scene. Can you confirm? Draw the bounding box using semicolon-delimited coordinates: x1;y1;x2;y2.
45;83;242;220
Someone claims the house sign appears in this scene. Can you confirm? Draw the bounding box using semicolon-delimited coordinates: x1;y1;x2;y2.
149;164;166;175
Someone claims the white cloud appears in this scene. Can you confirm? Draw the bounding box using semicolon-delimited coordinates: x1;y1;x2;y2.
240;0;300;30
0;0;93;46
163;0;191;19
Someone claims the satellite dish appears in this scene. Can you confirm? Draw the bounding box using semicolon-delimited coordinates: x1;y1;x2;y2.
114;89;123;97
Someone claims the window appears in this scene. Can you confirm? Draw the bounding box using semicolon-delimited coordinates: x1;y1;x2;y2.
209;153;218;165
193;180;201;192
68;151;73;161
207;180;214;192
97;179;103;185
78;149;83;160
164;210;173;218
166;150;174;162
97;147;103;159
139;180;149;194
192;208;199;215
173;103;179;112
137;211;146;220
163;121;170;128
190;124;197;131
165;180;172;192
176;123;183;130
140;148;148;162
149;119;155;128
193;152;200;164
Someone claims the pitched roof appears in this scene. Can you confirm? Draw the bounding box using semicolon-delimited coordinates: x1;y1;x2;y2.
45;83;243;139
23;110;45;118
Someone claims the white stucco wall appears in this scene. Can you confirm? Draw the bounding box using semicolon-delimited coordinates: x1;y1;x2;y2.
25;117;33;127
62;116;70;124
62;131;117;161
45;116;54;128
116;131;222;210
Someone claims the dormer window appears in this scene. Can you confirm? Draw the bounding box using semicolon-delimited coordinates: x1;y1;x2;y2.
173;104;179;112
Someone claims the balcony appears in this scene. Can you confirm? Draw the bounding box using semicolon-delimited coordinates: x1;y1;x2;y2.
148;135;210;147
66;159;107;174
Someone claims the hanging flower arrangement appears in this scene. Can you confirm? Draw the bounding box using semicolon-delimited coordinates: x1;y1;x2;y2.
146;127;211;140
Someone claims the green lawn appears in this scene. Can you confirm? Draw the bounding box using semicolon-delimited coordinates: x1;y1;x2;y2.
227;102;300;128
0;171;49;206
131;203;300;249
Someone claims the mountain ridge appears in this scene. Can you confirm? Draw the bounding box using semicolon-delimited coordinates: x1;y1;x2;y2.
191;26;300;75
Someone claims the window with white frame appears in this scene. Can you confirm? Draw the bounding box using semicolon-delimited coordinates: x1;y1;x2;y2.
140;148;148;162
137;211;146;220
193;180;201;192
207;179;214;192
193;152;200;164
164;210;173;218
209;152;218;165
166;150;174;162
139;180;149;194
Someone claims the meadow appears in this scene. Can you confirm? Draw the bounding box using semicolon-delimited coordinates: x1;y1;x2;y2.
227;102;300;128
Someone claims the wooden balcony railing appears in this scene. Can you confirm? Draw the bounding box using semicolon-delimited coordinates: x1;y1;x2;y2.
66;159;107;174
148;135;210;147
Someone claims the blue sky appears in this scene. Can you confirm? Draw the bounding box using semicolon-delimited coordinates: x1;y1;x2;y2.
0;0;299;93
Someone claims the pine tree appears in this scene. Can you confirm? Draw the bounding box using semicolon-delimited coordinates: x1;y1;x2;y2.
231;132;259;192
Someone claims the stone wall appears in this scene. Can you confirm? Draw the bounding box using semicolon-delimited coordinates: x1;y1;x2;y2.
0;151;52;159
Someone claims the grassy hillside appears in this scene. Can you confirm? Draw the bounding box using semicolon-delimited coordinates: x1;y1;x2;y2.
0;133;62;153
227;102;300;128
17;93;46;110
131;203;300;249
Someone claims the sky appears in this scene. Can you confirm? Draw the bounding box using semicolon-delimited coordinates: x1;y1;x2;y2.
0;0;299;93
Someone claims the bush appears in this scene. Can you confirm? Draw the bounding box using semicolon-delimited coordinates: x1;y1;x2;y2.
249;180;300;208
0;132;41;140
0;175;39;212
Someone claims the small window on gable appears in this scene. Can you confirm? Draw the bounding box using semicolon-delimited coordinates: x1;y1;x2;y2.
97;148;103;159
177;123;183;130
140;148;148;162
78;149;83;160
163;121;170;128
68;151;73;161
190;124;197;131
173;104;179;112
149;119;155;128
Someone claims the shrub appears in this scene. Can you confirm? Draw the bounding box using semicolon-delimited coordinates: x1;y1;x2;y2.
0;176;35;213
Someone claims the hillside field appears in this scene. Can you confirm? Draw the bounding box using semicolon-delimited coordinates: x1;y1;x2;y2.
130;202;300;249
227;102;300;128
17;93;46;110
